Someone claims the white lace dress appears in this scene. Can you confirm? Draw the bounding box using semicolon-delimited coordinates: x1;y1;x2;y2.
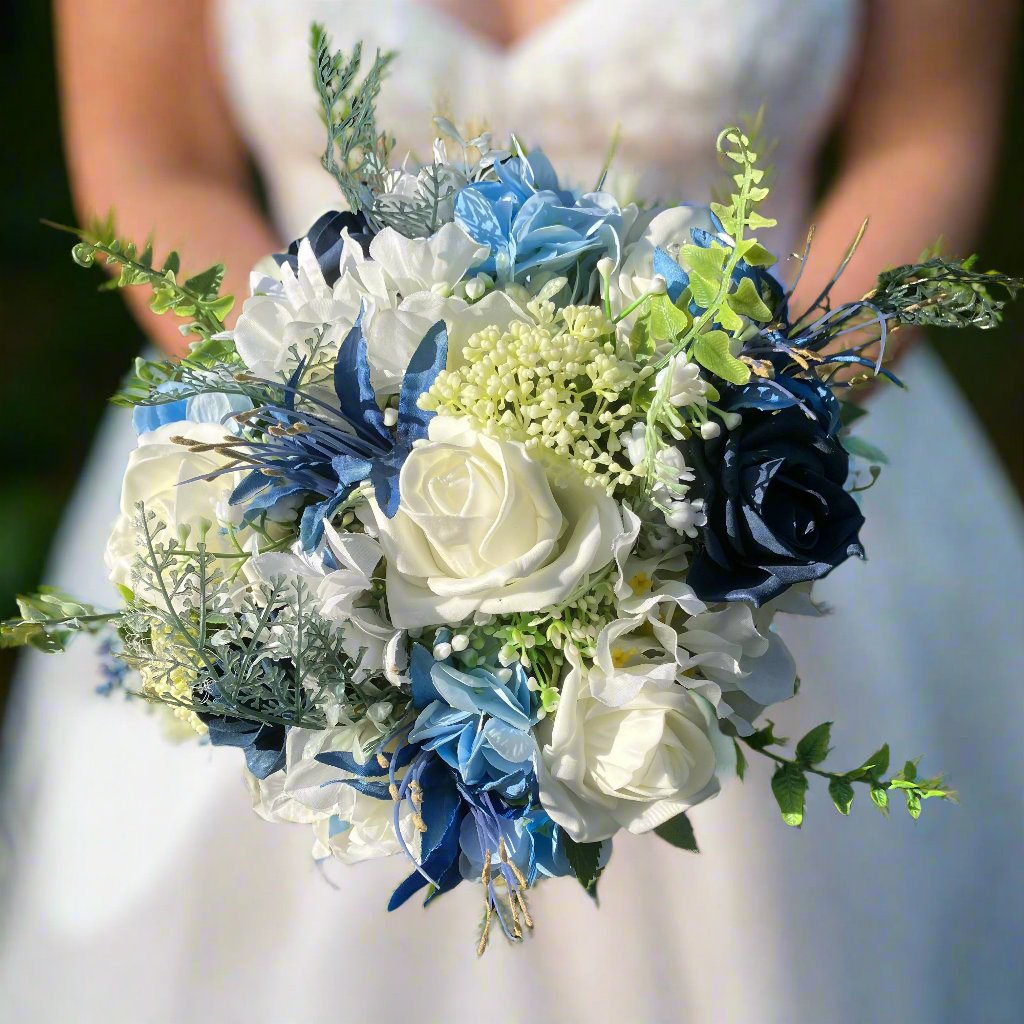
2;2;1022;1021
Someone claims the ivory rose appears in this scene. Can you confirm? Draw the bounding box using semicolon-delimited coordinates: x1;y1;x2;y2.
537;650;732;842
369;417;623;628
104;421;250;598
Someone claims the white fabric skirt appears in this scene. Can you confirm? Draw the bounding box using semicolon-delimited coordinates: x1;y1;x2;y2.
2;346;1022;1023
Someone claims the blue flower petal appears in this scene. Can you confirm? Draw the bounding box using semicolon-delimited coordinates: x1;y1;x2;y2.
333;312;390;448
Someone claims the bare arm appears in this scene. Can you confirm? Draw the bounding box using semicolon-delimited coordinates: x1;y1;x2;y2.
54;0;279;358
790;0;1018;359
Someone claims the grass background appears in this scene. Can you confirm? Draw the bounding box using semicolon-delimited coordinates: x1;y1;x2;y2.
1;3;1021;716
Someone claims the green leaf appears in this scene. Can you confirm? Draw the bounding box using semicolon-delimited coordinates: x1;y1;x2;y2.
795;722;832;767
680;243;727;309
828;777;855;815
905;790;922;820
563;834;602;890
654;812;699;852
680;242;728;281
841;435;889;465
744;720;784;752
726;275;773;322
736;239;776;268
691;330;750;385
716;300;745;335
850;743;890;780
870;785;889;814
629;316;653;360
734;739;747;781
771;763;808;827
744;211;777;231
648;293;692;343
183;264;225;299
901;759;919;783
838;401;869;429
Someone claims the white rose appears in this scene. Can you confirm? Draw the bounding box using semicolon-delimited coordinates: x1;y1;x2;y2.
537;650;731;842
311;790;406;865
105;422;249;598
370;417;624;628
249;727;416;864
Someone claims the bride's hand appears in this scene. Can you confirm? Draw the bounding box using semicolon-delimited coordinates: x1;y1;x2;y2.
788;0;1016;402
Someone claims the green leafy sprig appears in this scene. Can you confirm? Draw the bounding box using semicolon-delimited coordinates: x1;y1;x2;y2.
45;218;234;342
636;128;780;496
870;255;1021;331
738;721;957;825
0;588;120;654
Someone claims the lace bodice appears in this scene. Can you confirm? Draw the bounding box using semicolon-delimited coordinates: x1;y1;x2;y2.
213;0;860;263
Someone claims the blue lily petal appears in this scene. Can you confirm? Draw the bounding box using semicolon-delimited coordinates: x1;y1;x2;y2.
396;321;448;449
333;312;391;448
410;643;441;708
315;742;416;778
299;490;349;551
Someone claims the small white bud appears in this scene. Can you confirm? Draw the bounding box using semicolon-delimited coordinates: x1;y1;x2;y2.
721;410;743;431
650;275;668;296
432;642;452;661
596;256;616;279
451;633;469;652
383;406;399;427
700;420;721;440
465;278;486;301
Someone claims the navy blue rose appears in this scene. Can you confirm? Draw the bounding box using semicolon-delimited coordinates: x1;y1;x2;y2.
688;385;864;606
273;210;373;286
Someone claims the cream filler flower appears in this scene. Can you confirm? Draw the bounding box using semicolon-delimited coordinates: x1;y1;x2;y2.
369;416;624;629
421;299;639;493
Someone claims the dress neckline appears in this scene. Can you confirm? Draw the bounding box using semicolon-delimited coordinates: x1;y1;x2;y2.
413;0;592;58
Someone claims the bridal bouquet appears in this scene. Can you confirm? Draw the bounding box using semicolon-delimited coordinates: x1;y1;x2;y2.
6;28;1019;950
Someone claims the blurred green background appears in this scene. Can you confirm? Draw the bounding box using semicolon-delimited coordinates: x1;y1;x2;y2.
0;3;1021;716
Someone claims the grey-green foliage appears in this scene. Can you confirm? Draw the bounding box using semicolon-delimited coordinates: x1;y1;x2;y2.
310;24;394;223
741;721;956;827
122;504;408;734
310;25;457;237
372;161;459;238
113;336;247;409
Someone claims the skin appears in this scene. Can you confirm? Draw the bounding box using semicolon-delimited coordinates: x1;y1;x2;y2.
55;0;1017;364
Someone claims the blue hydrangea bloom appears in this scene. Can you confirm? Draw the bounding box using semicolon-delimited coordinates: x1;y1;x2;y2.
408;645;539;802
454;149;622;284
